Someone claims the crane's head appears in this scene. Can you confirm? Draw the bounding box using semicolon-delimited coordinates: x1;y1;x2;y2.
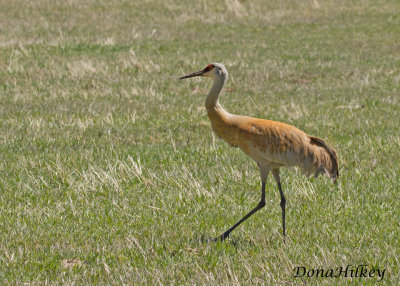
179;63;227;80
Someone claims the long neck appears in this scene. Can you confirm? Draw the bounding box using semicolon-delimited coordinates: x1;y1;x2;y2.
205;73;227;110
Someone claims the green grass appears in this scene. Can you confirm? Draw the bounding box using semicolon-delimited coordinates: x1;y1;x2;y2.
1;0;400;284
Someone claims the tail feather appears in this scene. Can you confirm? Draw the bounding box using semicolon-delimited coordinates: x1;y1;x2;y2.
306;136;339;183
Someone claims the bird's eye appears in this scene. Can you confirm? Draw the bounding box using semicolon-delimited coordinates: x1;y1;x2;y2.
205;64;214;71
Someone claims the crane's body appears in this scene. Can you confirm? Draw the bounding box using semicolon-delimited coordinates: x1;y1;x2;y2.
207;104;338;180
180;63;338;241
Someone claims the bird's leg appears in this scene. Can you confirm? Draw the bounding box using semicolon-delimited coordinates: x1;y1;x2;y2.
272;169;286;240
214;182;266;241
278;182;286;240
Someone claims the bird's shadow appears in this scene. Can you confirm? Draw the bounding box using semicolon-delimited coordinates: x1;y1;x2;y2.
192;233;257;248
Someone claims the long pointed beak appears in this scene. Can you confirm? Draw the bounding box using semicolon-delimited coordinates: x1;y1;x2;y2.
179;69;206;79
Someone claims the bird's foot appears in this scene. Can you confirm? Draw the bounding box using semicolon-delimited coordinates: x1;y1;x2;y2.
213;232;230;242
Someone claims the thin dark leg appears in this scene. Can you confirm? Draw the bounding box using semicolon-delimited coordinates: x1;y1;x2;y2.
277;182;286;239
215;182;266;241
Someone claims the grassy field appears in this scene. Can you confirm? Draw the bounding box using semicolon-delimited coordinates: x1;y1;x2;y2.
1;0;400;284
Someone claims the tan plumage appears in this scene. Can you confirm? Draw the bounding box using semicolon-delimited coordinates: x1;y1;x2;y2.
207;105;338;182
180;63;339;241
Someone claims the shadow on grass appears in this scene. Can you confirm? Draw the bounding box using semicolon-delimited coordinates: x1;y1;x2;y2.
190;233;258;248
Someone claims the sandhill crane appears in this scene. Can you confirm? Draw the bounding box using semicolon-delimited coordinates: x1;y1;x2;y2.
180;63;338;241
